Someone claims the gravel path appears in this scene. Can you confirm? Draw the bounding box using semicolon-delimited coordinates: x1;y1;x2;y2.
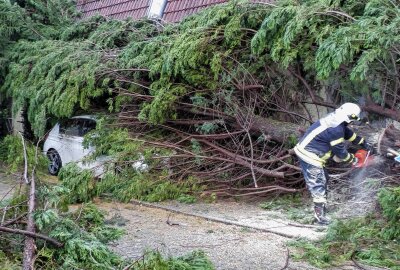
100;201;385;270
0;173;18;201
101;202;320;270
139;200;325;240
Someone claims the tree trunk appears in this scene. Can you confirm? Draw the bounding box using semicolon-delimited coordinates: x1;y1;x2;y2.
249;116;305;143
22;174;36;270
20;134;36;270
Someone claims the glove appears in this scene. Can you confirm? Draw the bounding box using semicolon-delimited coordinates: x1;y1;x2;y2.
352;156;359;167
361;140;374;153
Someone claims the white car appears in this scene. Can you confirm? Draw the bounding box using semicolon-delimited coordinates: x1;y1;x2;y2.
43;116;106;175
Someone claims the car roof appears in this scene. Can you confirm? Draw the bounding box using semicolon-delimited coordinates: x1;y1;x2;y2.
71;115;96;120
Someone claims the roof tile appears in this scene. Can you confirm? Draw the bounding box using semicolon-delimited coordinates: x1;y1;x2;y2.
77;0;274;22
162;0;229;22
77;0;151;20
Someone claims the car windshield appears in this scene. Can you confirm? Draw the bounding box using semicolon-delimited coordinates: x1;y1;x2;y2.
60;118;96;137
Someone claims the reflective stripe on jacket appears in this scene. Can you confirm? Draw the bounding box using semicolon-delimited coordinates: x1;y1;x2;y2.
294;121;364;167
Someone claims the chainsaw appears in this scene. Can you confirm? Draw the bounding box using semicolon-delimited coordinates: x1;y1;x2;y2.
353;149;374;168
353;147;400;168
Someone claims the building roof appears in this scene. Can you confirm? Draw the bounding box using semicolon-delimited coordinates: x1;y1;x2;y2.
76;0;273;22
162;0;226;23
162;0;273;22
76;0;151;20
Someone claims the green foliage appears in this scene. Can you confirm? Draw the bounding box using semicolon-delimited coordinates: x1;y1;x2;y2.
177;194;197;204
190;139;203;165
378;187;400;240
83;126;201;203
4;0;400;137
0;0;76;83
84;127;142;158
0;1;22;38
1;181;214;269
251;0;400;104
37;184;70;211
118;1;271;124
139;84;188;123
0;135;47;172
290;187;400;269
58;161;197;203
40;205;126;269
290;239;334;268
2;0;400;138
69;202;125;243
58;163;96;203
1;3;159;136
0;251;20;270
1;190;127;270
285;134;298;148
132;250;214;270
97;169;194;203
3;39;108;136
196;122;220;135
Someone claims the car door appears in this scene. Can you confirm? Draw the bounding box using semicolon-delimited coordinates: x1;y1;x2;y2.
58;118;86;164
80;118;97;159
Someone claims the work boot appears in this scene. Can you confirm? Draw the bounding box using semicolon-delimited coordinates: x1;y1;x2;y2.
314;203;331;225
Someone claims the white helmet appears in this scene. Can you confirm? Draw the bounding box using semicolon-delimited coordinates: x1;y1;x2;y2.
334;103;361;123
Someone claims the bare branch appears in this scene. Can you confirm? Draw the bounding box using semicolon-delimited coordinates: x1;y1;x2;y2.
0;226;63;248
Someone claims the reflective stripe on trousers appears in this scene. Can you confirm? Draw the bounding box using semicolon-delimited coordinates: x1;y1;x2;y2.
299;159;329;203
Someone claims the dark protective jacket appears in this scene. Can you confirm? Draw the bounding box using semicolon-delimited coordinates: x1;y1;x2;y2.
294;121;364;167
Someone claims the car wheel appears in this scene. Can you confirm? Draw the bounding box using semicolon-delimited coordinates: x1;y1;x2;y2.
47;149;62;175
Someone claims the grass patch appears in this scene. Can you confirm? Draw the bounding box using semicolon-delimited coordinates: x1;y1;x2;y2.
177;194;197;204
131;250;214;270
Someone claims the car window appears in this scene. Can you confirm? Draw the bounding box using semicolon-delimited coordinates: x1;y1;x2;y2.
60;119;82;137
82;119;96;136
60;118;96;137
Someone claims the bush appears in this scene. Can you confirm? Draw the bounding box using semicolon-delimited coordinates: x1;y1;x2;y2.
0;135;47;173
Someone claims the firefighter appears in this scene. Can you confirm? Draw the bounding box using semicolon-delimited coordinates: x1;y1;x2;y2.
294;103;371;225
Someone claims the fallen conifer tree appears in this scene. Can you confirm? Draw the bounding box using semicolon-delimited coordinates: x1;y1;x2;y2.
1;0;400;197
